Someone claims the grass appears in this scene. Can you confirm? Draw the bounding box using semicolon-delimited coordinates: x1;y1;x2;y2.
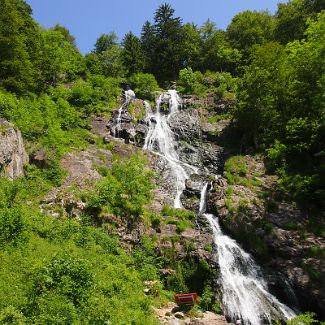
224;156;248;176
161;205;195;220
207;113;232;124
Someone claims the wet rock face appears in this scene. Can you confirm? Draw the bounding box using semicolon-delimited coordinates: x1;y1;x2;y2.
181;174;209;211
169;109;202;141
148;153;178;210
0;119;28;180
107;95;227;176
107;99;148;146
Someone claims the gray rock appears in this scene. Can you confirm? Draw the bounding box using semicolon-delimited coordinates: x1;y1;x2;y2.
30;148;47;168
0;119;28;180
174;312;185;319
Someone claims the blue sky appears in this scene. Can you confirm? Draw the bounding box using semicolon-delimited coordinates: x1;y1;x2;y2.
25;0;286;54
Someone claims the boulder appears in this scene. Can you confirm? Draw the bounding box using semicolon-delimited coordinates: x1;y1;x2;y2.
30;148;47;168
0;119;28;180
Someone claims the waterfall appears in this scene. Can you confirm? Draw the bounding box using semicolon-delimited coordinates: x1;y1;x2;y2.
199;182;209;214
199;185;296;325
143;91;192;208
114;89;297;324
114;89;135;137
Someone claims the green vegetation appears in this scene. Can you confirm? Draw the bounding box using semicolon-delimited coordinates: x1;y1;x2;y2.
282;312;322;325
235;12;325;209
0;177;157;324
88;155;154;222
224;155;262;188
161;205;195;233
0;0;324;321
128;73;160;100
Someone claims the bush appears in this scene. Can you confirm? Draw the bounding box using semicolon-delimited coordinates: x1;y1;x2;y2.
88;155;154;221
161;205;195;220
0;306;27;324
285;312;319;324
177;68;207;96
0;208;25;246
32;254;93;305
129;73;159;100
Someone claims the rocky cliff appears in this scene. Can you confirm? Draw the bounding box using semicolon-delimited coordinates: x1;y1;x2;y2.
105;92;324;320
206;155;325;318
39;92;324;322
0;119;28;180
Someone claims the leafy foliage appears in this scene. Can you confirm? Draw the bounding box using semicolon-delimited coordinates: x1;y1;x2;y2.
236;12;325;207
227;10;275;58
128;73;160;100
0;177;158;324
88;155;154;221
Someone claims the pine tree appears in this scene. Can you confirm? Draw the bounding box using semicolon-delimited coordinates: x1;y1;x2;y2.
140;4;185;84
122;32;145;76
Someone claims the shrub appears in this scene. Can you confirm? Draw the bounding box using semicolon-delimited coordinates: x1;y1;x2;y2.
0;208;25;246
161;205;195;220
0;306;27;324
88;155;154;221
129;73;159;100
285;312;319;325
177;68;207;96
32;254;93;305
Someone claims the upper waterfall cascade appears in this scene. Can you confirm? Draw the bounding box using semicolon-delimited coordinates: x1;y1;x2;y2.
114;89;136;137
143;90;197;208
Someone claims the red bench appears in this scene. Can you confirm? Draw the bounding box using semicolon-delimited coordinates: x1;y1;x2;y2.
175;293;199;305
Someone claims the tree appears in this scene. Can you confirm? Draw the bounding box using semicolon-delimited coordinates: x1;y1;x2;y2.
181;23;203;70
141;21;156;72
38;29;85;87
275;0;308;43
94;32;118;54
236;12;325;206
86;33;124;77
0;0;39;93
200;19;217;41
153;3;184;83
141;3;185;84
227;10;275;57
52;24;76;47
274;0;325;44
200;29;241;73
122;32;145;76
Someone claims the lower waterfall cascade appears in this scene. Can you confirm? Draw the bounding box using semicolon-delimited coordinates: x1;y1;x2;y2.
116;89;298;324
199;185;297;325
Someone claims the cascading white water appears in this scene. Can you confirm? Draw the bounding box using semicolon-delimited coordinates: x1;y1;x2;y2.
114;88;297;324
199;182;209;214
125;89;136;103
143;91;192;208
198;185;296;325
143;100;152;117
114;89;136;137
